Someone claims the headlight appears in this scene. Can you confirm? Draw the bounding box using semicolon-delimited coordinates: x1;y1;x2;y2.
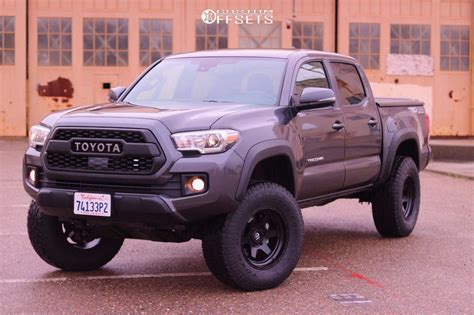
171;129;239;154
29;125;50;148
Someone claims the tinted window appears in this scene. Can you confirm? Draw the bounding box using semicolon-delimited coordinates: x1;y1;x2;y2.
330;62;366;105
294;61;329;98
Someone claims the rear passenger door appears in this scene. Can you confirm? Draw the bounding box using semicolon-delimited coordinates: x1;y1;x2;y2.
291;60;346;199
329;62;381;188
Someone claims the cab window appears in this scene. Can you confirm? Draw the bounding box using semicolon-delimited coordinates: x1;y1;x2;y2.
330;62;366;105
294;61;329;99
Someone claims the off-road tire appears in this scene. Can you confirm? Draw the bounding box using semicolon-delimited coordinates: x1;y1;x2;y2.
27;201;123;271
202;182;304;291
372;156;421;237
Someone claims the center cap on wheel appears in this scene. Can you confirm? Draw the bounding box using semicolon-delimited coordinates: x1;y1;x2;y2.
252;231;261;241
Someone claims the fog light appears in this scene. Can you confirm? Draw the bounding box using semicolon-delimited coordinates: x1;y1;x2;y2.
191;177;205;191
27;167;38;187
183;175;207;195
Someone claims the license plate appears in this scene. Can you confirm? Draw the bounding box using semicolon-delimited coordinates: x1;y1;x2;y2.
73;192;111;217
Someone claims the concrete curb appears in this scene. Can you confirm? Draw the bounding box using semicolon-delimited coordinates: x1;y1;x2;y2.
424;168;474;181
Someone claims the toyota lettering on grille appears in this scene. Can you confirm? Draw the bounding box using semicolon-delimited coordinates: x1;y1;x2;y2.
71;140;123;154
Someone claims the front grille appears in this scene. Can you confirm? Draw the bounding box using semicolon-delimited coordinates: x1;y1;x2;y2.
41;174;182;198
53;129;145;143
46;153;154;173
45;128;163;175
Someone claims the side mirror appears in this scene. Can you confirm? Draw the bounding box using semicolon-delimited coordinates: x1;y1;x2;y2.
108;86;127;102
296;87;336;109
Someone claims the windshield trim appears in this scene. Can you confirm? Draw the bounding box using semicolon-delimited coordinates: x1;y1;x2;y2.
120;56;289;107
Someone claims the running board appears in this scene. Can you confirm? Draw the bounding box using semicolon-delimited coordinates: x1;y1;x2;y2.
297;184;373;208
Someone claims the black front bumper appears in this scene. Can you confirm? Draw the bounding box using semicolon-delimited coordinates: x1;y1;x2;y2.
23;121;244;227
35;187;187;226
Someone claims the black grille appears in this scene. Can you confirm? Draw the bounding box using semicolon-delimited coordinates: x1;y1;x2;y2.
53;129;145;143
41;174;182;198
46;153;153;174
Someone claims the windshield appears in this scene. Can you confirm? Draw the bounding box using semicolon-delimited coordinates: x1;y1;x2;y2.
123;57;287;107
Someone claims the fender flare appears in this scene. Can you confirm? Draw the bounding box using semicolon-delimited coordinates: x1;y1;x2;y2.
377;129;420;185
235;140;298;201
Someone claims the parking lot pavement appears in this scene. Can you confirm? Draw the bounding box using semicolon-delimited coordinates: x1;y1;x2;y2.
1;139;473;313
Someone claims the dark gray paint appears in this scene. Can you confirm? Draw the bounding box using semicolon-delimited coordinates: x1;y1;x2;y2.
24;49;431;233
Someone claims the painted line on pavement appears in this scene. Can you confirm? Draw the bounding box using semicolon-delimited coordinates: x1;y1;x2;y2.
0;266;328;284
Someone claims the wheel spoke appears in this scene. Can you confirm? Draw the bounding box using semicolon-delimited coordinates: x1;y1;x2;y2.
250;246;259;259
260;243;272;255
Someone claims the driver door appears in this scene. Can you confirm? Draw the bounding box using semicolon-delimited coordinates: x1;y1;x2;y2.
290;60;346;200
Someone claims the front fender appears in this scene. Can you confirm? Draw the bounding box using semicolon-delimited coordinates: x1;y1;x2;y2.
235;140;300;200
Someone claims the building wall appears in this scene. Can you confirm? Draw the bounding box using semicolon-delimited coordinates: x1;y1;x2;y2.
0;0;26;136
0;0;472;136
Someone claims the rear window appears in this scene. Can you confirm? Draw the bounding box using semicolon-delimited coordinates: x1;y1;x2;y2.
330;62;366;105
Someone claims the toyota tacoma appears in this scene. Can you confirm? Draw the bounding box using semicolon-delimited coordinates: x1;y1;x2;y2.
24;49;431;291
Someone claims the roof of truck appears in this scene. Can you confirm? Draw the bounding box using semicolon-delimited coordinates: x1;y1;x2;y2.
165;49;356;62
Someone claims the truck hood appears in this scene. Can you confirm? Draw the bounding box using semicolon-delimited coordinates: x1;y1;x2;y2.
42;102;260;133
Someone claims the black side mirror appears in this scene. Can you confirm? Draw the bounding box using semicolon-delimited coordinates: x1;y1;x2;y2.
296;87;336;109
108;86;127;102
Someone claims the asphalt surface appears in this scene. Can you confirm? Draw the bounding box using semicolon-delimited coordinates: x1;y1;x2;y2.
1;139;473;314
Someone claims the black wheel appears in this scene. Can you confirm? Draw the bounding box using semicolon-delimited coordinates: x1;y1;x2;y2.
372;156;421;237
27;201;124;271
202;182;304;291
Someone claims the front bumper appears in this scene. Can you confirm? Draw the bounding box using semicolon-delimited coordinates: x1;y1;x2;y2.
34;187;187;226
23;121;244;227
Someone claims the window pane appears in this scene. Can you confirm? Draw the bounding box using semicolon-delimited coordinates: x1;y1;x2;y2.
38;50;48;65
49;34;60;49
38;34;48;49
359;24;369;37
49;18;60;33
61;18;71;33
4;16;14;32
106;19;117;34
49;50;60;66
440;56;449;70
4;33;14;48
38;18;48;33
4;49;14;64
295;62;329;100
62;51;71;65
330;62;366;105
83;51;93;65
95;19;105;33
62;34;71;49
118;51;127;66
118;19;128;34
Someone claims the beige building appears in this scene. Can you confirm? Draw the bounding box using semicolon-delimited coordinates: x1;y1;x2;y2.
0;0;472;136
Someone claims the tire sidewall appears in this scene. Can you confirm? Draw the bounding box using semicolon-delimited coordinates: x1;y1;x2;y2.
395;159;421;232
221;184;304;290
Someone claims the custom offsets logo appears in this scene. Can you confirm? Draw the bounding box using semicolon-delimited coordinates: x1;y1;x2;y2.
201;9;273;24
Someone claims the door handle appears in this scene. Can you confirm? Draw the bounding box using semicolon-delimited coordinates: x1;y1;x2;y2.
332;121;344;131
368;118;378;127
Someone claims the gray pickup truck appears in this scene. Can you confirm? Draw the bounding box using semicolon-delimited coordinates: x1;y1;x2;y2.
24;49;431;291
